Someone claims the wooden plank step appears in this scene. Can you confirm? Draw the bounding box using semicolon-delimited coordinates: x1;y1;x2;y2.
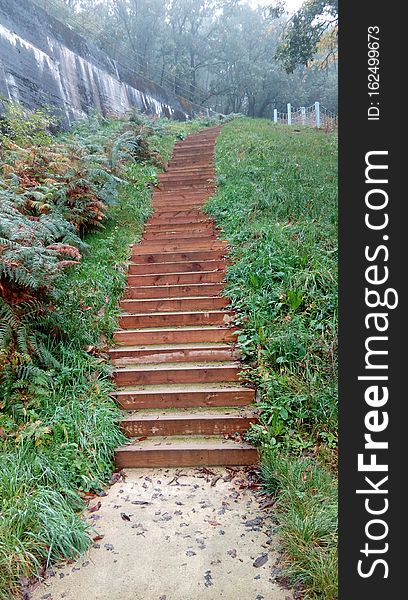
163;167;214;175
148;217;211;226
135;243;223;254
113;362;241;386
121;410;257;437
143;230;216;241
156;183;214;191
158;183;215;192
145;220;213;231
109;343;237;365
159;173;214;179
112;383;255;409
124;283;224;299
169;158;214;166
152;189;209;197
113;325;238;345
126;271;225;286
127;259;226;274
172;148;214;155
129;250;227;265
118;310;233;329
134;240;227;253
151;204;207;213
152;197;208;206
115;436;258;468
150;208;207;216
144;223;215;233
119;296;228;313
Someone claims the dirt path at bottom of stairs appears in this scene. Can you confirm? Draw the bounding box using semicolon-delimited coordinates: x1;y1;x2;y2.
31;467;294;600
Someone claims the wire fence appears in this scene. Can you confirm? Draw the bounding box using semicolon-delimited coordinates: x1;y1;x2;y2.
274;102;338;129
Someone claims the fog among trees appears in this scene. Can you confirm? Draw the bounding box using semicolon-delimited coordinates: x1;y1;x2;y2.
39;0;338;116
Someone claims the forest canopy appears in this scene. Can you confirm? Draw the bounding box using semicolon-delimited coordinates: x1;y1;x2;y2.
37;0;338;117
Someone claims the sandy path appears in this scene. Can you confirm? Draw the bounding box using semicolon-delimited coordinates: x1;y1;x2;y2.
31;467;292;600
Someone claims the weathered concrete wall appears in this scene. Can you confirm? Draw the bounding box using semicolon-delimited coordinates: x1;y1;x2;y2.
0;0;192;125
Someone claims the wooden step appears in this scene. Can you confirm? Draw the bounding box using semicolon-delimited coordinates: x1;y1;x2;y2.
151;205;207;214
113;325;238;346
126;271;225;286
151;200;207;210
159;183;215;192
130;250;227;264
145;220;213;231
163;167;214;175
153;189;210;198
118;310;233;329
134;241;227;254
169;159;214;167
119;296;228;313
127;259;226;274
172;148;214;155
124;283;224;299
149;211;208;222
109;343;237;365
143;230;216;241
113;383;255;409
113;362;241;386
146;217;212;227
159;169;213;177
121;410;257;437
115;436;258;468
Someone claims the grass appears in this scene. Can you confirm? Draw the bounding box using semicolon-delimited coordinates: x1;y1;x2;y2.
207;118;338;599
0;112;218;598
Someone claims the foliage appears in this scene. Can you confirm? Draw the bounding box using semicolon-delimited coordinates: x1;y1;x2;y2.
0;106;211;597
36;0;338;116
275;0;339;73
207;118;337;450
0;101;56;147
261;451;338;599
207;118;337;598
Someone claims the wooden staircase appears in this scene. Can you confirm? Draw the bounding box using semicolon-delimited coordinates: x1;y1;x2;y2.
111;126;258;468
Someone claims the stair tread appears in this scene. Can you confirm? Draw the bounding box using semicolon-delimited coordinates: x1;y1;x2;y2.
125;282;224;288
110;342;232;351
115;325;235;332
120;310;231;317
127;272;222;278
122;409;256;420
121;296;227;302
116;435;256;452
114;361;241;371
113;383;253;393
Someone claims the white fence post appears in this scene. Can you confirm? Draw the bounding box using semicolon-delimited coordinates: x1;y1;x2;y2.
301;106;306;125
273;108;278;123
287;103;292;125
315;101;320;128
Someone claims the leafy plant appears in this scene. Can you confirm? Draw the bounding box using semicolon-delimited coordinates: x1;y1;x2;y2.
206;118;338;599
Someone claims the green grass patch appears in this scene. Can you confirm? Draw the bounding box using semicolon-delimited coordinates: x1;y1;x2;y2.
207;118;338;599
262;452;337;600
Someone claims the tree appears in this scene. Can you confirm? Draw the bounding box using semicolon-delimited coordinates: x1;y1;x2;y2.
38;0;338;116
275;0;338;73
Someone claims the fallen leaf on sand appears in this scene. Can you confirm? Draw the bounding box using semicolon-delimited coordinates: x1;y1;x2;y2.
88;501;101;513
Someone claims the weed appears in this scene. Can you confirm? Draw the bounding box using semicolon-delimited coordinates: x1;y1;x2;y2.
208;118;338;598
